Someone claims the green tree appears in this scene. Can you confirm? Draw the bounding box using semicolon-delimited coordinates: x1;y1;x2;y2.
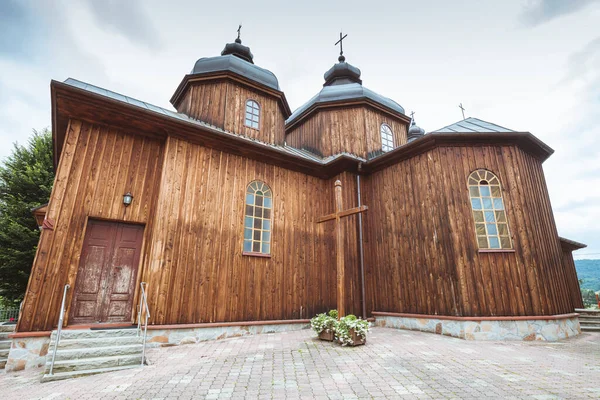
0;129;54;303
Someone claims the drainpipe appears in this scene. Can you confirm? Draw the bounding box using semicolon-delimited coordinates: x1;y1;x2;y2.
357;164;367;320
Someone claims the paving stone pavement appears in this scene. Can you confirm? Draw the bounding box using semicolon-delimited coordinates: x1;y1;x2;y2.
1;327;599;399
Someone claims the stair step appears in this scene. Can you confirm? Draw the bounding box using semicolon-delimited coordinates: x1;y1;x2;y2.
0;340;11;350
41;364;140;382
0;348;9;358
0;325;16;333
51;344;143;361
49;335;142;350
575;309;600;314
0;333;11;341
578;316;600;322
582;326;600;332
52;328;138;340
45;354;142;373
580;319;600;325
0;359;6;369
579;322;600;327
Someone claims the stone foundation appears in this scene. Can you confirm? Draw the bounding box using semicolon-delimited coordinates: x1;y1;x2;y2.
146;321;310;346
373;312;581;341
5;336;50;372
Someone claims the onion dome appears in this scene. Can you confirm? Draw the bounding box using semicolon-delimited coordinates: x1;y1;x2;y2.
287;55;404;125
189;36;279;91
220;36;254;63
407;119;425;142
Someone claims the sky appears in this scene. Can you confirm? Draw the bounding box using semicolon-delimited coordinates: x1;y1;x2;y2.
0;0;599;259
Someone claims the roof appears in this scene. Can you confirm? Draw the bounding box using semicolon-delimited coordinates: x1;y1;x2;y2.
286;83;405;125
191;54;279;91
433;117;515;133
559;237;587;251
57;78;362;167
52;78;555;178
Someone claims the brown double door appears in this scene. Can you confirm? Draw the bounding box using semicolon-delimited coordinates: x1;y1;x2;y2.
70;220;144;325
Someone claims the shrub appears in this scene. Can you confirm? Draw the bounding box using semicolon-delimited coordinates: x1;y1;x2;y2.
310;310;338;334
335;314;369;346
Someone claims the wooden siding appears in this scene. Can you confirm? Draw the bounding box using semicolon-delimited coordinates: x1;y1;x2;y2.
143;136;342;325
285;106;408;159
561;249;584;309
176;81;286;145
18;120;164;332
362;145;576;317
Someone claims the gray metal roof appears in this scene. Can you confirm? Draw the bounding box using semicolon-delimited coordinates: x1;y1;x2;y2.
432;117;515;133
286;83;405;125
61;78;359;164
192;54;280;91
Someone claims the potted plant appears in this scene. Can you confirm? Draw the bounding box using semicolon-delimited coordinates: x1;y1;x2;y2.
335;314;369;346
310;310;338;341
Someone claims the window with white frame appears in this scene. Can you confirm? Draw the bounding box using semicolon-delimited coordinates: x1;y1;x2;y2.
380;123;394;152
245;100;260;129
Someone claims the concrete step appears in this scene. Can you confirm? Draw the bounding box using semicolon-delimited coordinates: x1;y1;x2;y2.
45;354;142;374
0;359;6;369
0;324;16;333
0;347;9;358
578;315;600;321
579;319;600;325
575;309;600;315
52;328;138;340
50;335;142;350
0;339;11;350
0;332;11;341
42;364;140;383
582;326;600;332
52;344;143;361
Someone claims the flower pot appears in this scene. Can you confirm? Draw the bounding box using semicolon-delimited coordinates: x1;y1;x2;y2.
349;328;366;346
318;329;335;341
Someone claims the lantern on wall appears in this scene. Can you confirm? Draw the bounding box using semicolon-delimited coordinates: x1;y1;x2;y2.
123;192;134;207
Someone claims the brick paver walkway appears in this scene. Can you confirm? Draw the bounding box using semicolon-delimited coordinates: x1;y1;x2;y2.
1;327;599;399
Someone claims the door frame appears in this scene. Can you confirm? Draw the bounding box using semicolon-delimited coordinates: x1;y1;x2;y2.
66;216;147;326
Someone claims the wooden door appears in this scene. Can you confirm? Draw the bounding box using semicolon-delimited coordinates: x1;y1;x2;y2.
70;220;144;325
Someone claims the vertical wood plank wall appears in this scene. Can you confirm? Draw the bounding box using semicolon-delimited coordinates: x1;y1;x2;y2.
175;81;286;145
18;119;579;332
143;137;340;325
285;107;408;159
362;145;576;317
17;119;164;332
561;249;584;309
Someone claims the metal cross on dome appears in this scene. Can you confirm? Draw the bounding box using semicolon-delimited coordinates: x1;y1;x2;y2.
237;24;242;40
334;31;348;61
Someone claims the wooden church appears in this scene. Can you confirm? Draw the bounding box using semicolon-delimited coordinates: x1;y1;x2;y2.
16;32;586;341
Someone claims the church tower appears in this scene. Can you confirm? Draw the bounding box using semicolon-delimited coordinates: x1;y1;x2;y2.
170;29;291;145
286;34;411;159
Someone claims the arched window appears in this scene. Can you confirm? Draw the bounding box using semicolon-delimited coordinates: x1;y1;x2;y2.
243;181;272;254
245;100;260;129
380;123;394;152
468;170;512;250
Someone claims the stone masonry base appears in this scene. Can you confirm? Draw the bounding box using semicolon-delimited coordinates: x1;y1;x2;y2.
146;321;310;346
373;312;581;341
5;336;50;372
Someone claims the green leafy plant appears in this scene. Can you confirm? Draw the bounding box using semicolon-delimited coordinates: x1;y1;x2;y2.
335;314;369;346
310;310;338;334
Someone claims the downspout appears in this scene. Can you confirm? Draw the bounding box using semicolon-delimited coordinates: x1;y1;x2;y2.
357;164;367;320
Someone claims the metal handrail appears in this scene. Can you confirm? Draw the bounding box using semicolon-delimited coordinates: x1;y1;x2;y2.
49;284;70;376
137;282;150;366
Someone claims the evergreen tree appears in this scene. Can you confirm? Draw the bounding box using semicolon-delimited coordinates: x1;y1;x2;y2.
0;129;54;302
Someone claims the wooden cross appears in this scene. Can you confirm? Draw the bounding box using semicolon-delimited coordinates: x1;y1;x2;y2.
459;103;466;120
317;180;368;318
334;32;348;58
